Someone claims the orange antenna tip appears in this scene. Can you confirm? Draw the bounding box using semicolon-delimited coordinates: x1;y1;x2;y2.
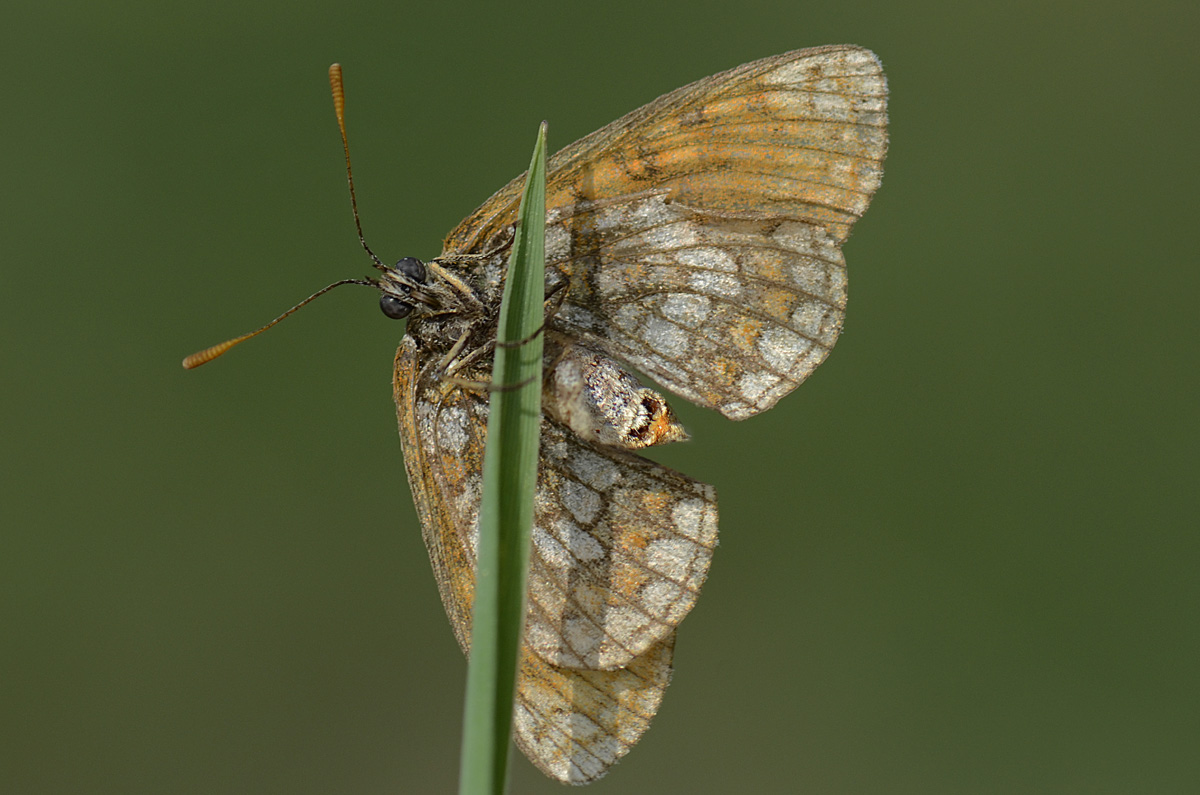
182;339;244;369
181;278;374;371
329;64;345;119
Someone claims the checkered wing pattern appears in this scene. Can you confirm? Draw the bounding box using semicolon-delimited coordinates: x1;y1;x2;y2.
444;45;888;419
393;339;716;782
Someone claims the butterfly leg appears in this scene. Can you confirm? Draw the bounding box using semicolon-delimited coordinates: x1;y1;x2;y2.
432;224;514;272
494;279;569;350
424;260;487;316
433;272;569;394
432;331;532;395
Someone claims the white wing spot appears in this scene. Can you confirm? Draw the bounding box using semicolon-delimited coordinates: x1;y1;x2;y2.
592;204;630;233
563;479;602;524
568;449;622;491
465;511;481;559
633;223;699;250
688;269;743;299
643;316;688;358
737;371;781;402
544;224;571;261
791;301;835;344
561;517;605;562
544;435;570;462
596;264;629;299
558;303;603;332
525;617;561;653
568;712;602;741
759;326;808;370
677;246;738;273
771;221;819;255
672;498;710;542
603;606;651;642
642;579;683;612
627;194;674;227
790;258;846;307
660;293;712;327
645;538;697;581
761;60;812;86
612;304;643;334
565;615;605;657
533;525;571;569
436;406;470;453
828;267;847;299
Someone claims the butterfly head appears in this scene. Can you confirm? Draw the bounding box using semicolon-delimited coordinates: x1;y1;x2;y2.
376;256;428;320
373;254;484;323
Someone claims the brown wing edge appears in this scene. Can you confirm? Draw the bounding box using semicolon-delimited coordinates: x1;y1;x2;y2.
442;45;887;256
393;338;476;651
514;633;676;784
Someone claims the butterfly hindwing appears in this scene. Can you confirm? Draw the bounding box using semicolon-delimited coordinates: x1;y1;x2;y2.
394;339;717;669
394;339;712;782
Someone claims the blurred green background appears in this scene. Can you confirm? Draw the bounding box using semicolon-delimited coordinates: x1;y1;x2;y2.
4;1;1197;792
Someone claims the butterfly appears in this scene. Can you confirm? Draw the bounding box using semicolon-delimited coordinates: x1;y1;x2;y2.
186;45;887;784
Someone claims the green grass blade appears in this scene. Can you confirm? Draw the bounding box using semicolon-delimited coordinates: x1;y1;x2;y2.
458;121;548;795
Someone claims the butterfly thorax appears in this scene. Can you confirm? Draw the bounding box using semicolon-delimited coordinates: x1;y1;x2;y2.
399;227;581;379
394;249;502;355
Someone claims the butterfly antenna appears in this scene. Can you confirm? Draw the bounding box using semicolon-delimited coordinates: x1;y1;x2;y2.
329;63;386;273
182;277;376;369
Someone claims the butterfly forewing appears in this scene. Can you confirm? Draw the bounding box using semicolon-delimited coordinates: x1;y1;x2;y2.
446;46;885;250
442;45;887;419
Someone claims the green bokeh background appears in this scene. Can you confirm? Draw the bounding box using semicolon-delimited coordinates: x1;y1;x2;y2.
5;2;1197;792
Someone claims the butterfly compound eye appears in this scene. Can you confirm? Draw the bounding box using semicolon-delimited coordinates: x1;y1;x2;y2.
395;257;427;282
379;294;413;319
